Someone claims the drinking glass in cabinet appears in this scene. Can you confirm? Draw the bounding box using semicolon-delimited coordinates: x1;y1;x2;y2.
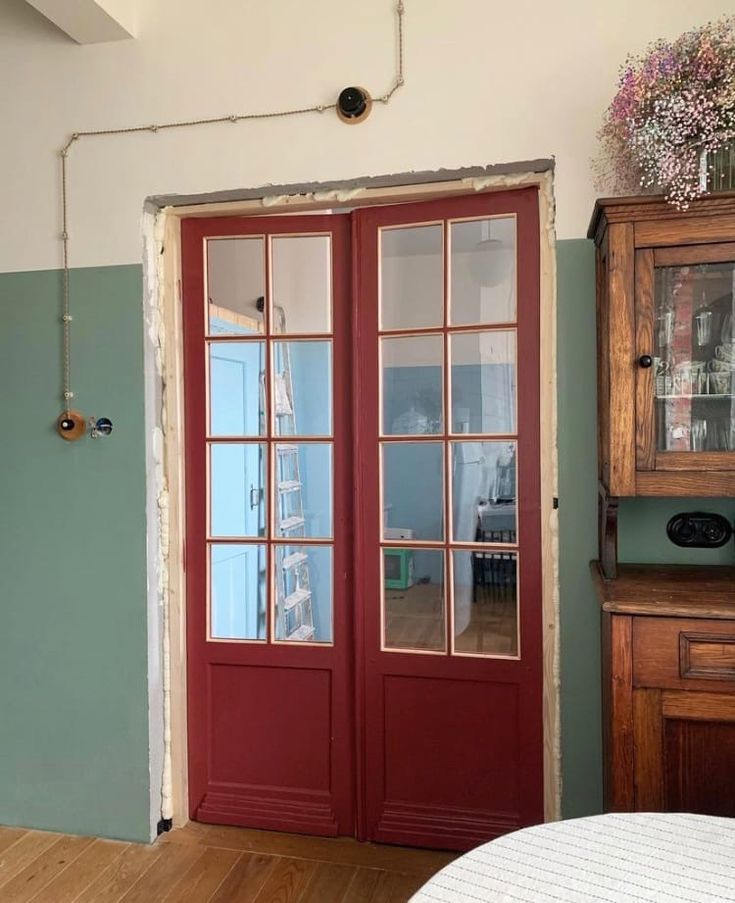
654;261;735;452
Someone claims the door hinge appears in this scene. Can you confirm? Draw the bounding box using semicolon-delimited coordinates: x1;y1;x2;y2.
553;497;559;510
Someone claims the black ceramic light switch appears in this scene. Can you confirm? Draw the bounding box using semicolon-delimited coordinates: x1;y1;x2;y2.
667;512;733;549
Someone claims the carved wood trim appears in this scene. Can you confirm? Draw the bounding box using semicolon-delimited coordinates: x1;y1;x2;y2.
654;242;735;267
598;485;619;580
679;632;735;682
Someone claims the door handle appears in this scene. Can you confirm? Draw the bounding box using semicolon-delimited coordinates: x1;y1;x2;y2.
638;354;653;368
249;484;261;510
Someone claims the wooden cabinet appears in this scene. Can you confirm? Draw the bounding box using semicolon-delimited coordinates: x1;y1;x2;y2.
590;195;735;576
595;563;735;816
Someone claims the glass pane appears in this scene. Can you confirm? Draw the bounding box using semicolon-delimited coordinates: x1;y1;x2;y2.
207;238;265;335
452;442;517;543
274;544;332;643
210;443;267;537
380;224;443;330
453;550;518;656
654;262;735;452
451;330;516;434
383;548;445;651
380;224;444;329
382;335;443;435
210;544;267;640
382;442;444;541
273;341;332;436
274;443;332;539
450;217;516;325
209;342;265;436
272;235;331;334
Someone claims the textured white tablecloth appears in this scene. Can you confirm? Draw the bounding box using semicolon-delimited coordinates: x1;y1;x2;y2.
411;813;735;902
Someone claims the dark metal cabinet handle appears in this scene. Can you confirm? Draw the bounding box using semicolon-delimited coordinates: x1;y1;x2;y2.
638;354;653;368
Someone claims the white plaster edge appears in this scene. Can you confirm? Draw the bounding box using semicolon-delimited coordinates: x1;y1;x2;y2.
142;202;168;839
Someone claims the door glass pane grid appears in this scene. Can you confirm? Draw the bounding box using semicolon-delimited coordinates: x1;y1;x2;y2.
381;547;447;654
270;233;333;335
379;222;445;332
378;217;520;660
380;440;445;544
271;442;334;541
447;214;517;328
205;229;335;646
205;235;267;337
271;541;334;645
380;333;445;437
271;340;333;437
449;441;518;546
449;547;520;659
448;329;518;437
208;541;269;643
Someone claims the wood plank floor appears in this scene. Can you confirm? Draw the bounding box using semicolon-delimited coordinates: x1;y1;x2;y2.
0;823;455;903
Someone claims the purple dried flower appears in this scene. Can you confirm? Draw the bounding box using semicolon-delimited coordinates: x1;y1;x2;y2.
594;16;735;205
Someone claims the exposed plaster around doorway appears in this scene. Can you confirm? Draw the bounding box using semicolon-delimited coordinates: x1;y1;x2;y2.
143;162;560;833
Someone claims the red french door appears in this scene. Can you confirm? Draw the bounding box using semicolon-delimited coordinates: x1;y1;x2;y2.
181;187;543;850
182;213;355;835
354;187;543;850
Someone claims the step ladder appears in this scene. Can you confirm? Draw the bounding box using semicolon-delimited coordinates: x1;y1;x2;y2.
272;305;316;643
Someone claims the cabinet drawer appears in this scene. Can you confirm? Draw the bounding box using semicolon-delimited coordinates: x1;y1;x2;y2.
633;617;735;691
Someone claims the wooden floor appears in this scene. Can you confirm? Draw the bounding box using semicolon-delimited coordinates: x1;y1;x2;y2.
0;822;455;903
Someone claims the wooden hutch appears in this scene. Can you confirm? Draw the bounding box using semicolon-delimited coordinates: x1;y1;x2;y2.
590;194;735;816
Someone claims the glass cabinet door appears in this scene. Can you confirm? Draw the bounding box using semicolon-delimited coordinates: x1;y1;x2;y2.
653;256;735;454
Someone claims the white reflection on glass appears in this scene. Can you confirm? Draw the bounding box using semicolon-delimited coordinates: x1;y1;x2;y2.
272;235;331;334
450;217;516;325
452;442;517;543
380;224;443;330
207;238;265;335
654;263;735;453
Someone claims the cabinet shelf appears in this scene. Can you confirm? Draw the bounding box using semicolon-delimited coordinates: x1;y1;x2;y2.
656;393;733;400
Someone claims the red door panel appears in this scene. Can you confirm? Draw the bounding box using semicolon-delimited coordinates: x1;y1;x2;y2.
182;213;354;836
354;188;543;850
182;189;544;851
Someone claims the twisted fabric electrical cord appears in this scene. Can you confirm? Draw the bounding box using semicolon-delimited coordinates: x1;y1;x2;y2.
59;0;405;414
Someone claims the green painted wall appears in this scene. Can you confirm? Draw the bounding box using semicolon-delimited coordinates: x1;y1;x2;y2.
0;249;732;839
557;239;735;819
0;265;151;842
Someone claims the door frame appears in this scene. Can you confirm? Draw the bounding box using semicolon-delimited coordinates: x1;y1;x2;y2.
143;165;560;833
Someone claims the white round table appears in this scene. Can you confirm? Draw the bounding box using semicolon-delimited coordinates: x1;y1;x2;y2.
410;813;735;902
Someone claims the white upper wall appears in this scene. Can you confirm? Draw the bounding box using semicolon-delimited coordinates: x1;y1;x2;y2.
1;0;733;273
